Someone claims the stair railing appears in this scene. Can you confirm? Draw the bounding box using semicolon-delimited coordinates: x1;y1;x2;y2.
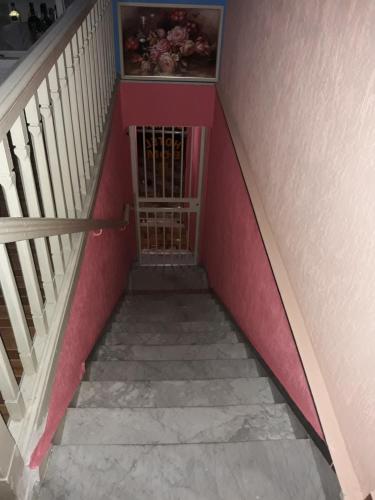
0;0;116;496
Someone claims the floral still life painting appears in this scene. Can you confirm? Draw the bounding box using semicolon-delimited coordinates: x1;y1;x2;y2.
118;3;223;82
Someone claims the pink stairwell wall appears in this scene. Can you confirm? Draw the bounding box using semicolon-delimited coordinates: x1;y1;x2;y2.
30;89;137;466
201;94;322;436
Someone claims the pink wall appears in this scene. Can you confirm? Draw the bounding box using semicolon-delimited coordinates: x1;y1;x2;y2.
201;95;322;436
120;82;216;127
30;89;137;467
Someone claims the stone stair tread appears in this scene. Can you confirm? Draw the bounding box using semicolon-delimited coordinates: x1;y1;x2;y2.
129;266;208;291
60;404;306;445
115;312;226;323
91;343;251;361
107;320;234;335
87;359;263;381
38;441;339;500
103;330;241;346
75;378;283;408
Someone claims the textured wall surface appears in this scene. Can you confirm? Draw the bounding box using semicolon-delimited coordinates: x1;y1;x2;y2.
201;96;321;436
120;82;216;127
219;0;375;493
30;90;137;466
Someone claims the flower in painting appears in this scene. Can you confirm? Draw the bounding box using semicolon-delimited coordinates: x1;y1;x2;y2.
130;53;143;64
170;9;187;24
141;60;152;74
150;38;171;61
180;39;195;57
167;26;188;47
156;28;166;39
186;21;198;37
158;53;176;74
125;36;139;51
195;36;211;56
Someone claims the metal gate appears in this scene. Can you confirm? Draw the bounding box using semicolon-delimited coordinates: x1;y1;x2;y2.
129;125;207;266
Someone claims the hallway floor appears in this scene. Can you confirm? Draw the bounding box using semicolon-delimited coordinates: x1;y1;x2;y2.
38;266;340;499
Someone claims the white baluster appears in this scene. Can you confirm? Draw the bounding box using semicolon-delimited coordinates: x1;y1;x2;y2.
37;79;72;261
87;13;100;145
25;94;66;287
108;0;116;86
48;65;76;219
91;6;103;134
0;140;47;337
0;413;24;491
82;20;97;155
72;32;92;176
100;0;109;111
0;338;25;420
95;0;106;124
56;53;82;213
64;42;87;197
10;116;57;307
0;244;37;374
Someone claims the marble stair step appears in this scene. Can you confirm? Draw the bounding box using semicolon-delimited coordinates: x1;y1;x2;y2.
91;343;252;361
107;320;234;335
103;329;241;346
114;310;226;322
59;404;306;445
87;359;263;381
129;266;208;291
119;300;219;313
39;441;339;500
75;378;283;408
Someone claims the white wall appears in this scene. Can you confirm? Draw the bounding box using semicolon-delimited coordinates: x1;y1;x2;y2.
219;0;375;496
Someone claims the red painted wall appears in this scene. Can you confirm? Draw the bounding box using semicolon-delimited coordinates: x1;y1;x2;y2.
120;81;216;127
201;95;323;436
30;89;137;466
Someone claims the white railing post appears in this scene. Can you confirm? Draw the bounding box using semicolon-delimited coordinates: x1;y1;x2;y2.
71;33;93;176
95;0;106;126
76;27;95;169
0;339;25;421
0;415;24;500
48;65;76;219
57;53;83;213
82;20;98;156
0;140;48;338
10;116;58;307
24;94;66;287
0;244;37;374
37;79;72;262
63;43;87;196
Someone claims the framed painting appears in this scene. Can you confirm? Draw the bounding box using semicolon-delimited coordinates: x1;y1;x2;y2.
118;3;224;82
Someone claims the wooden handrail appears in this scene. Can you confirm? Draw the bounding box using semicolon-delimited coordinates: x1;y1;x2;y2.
0;205;130;243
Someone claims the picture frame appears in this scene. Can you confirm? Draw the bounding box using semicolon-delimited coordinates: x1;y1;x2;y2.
117;3;224;82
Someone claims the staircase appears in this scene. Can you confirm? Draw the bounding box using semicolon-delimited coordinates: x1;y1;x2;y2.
38;266;340;499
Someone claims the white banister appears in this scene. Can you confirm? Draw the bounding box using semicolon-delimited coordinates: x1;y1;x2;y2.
48;64;76;219
0;244;37;374
24;95;66;285
70;34;91;179
0;140;48;337
38;79;73;262
82;21;97;155
57;53;83;213
0;0;117;495
76;26;95;169
0;339;25;421
10;116;57;306
0;416;23;495
64;43;87;196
